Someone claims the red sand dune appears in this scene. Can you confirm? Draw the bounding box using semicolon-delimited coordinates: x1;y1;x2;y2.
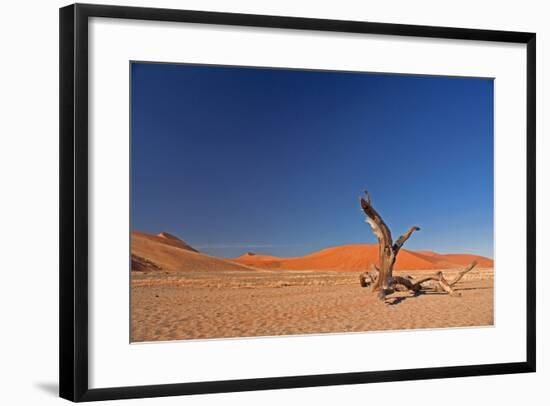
131;231;493;273
131;231;255;272
132;230;199;253
235;252;283;268
413;249;492;267
439;254;494;268
234;244;493;271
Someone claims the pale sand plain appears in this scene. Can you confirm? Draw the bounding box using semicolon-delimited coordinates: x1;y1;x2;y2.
131;267;493;342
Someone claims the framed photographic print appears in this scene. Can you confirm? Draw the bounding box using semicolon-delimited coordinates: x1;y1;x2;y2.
59;3;536;402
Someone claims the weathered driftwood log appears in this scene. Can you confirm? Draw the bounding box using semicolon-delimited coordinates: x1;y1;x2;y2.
359;190;477;301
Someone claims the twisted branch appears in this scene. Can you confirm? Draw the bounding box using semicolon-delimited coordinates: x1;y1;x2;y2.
360;261;479;299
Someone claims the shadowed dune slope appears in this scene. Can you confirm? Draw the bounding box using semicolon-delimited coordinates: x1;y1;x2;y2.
131;231;256;272
234;244;493;271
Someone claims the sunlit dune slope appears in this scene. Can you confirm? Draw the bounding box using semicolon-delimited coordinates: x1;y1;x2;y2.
439;254;494;268
132;231;199;252
131;231;256;272
234;244;493;271
131;231;493;272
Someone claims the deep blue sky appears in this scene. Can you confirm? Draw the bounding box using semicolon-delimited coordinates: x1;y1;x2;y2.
131;63;494;258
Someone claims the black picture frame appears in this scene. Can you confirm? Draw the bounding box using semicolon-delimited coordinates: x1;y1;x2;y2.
59;3;536;402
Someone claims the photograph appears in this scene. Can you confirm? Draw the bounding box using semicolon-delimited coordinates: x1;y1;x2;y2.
130;62;495;342
0;0;541;403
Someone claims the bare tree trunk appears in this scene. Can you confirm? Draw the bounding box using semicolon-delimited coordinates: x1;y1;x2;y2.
360;191;419;299
359;190;477;302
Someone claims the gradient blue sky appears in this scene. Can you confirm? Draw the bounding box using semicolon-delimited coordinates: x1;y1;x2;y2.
131;63;494;258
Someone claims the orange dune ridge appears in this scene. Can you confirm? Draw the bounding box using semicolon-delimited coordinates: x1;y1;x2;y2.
132;230;199;253
131;231;256;272
439;253;494;268
131;231;493;272
234;244;493;271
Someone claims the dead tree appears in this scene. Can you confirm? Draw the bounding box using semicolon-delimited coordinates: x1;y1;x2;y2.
359;190;477;301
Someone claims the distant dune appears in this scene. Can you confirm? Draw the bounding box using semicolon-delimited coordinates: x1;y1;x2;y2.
131;231;256;272
131;231;493;273
132;231;199;252
234;244;493;271
439;254;494;268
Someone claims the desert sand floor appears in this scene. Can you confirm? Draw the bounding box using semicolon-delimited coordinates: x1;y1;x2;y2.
131;268;493;342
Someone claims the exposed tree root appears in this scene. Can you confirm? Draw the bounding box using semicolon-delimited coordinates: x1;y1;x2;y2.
360;261;477;301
